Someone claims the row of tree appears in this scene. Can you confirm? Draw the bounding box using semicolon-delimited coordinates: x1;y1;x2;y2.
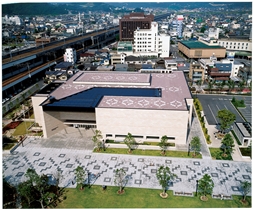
195;79;251;94
92;130;179;156
4;156;251;207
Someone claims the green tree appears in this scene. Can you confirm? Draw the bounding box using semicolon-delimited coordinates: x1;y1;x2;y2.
53;168;64;196
74;166;86;190
124;133;136;153
92;130;103;151
156;166;177;198
207;80;215;94
220;134;234;156
190;136;201;156
18;181;34;207
227;80;235;93
241;181;251;202
114;168;127;194
158;135;168;156
3;177;17;208
217;109;236;133
238;80;245;92
200;26;206;33
216;82;222;93
25;168;40;185
36;174;51;209
197;174;214;200
196;79;202;97
25;169;50;209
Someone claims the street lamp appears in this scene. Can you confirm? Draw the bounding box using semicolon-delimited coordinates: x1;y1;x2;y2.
102;139;105;151
188;143;191;156
87;172;90;188
196;180;199;196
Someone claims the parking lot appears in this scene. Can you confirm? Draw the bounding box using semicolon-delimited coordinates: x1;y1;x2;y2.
235;95;252;123
197;95;251;125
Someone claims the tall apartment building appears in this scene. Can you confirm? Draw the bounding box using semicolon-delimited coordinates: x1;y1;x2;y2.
64;48;77;64
119;12;154;42
133;22;170;58
177;15;184;38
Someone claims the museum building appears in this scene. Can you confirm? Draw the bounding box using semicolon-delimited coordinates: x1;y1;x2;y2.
32;71;193;145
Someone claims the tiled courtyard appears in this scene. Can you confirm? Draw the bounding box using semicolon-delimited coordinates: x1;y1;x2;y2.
2;136;251;197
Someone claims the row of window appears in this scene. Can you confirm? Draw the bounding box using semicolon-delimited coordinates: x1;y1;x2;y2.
106;134;175;140
136;41;149;44
136;37;152;40
219;42;249;46
136;45;152;48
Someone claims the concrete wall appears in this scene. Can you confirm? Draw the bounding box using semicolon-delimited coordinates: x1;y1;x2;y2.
186;98;193;128
42;111;66;138
31;95;48;126
96;108;190;145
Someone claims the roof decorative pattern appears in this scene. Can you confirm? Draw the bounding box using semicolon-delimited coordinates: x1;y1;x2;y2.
49;71;192;110
73;72;150;84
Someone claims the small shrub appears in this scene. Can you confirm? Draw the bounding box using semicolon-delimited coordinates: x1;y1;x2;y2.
231;130;241;145
200;117;204;123
239;147;252;158
206;135;211;144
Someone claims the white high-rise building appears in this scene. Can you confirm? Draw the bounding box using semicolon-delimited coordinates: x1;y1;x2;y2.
64;48;77;64
133;22;170;58
177;15;184;38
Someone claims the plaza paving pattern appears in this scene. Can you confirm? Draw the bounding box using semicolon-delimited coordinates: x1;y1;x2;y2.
2;135;251;198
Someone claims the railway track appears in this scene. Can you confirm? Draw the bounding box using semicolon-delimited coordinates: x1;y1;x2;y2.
2;27;118;65
2;27;118;88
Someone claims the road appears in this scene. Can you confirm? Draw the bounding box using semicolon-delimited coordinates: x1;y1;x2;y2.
197;94;251;125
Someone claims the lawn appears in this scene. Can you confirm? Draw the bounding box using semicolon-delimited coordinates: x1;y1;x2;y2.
12;121;34;136
94;148;202;158
56;186;251;208
209;148;232;160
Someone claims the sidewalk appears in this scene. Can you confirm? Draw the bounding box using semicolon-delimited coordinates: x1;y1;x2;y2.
204;117;251;162
2;135;251;197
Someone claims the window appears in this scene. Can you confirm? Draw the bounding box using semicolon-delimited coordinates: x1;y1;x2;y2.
115;134;126;138
146;136;159;139
167;137;175;140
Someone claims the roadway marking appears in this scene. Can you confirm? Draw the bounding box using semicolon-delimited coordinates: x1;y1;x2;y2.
208;104;218;124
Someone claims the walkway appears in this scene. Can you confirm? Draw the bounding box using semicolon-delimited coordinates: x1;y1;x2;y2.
2;127;251;197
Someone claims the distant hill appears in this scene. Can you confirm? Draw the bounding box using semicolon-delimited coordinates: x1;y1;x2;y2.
2;2;115;16
2;2;251;16
108;2;252;10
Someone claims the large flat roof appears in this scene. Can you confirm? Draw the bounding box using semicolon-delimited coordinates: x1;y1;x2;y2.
44;71;192;110
180;41;224;49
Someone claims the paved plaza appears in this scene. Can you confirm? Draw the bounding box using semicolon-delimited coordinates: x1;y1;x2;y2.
2;122;252;198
